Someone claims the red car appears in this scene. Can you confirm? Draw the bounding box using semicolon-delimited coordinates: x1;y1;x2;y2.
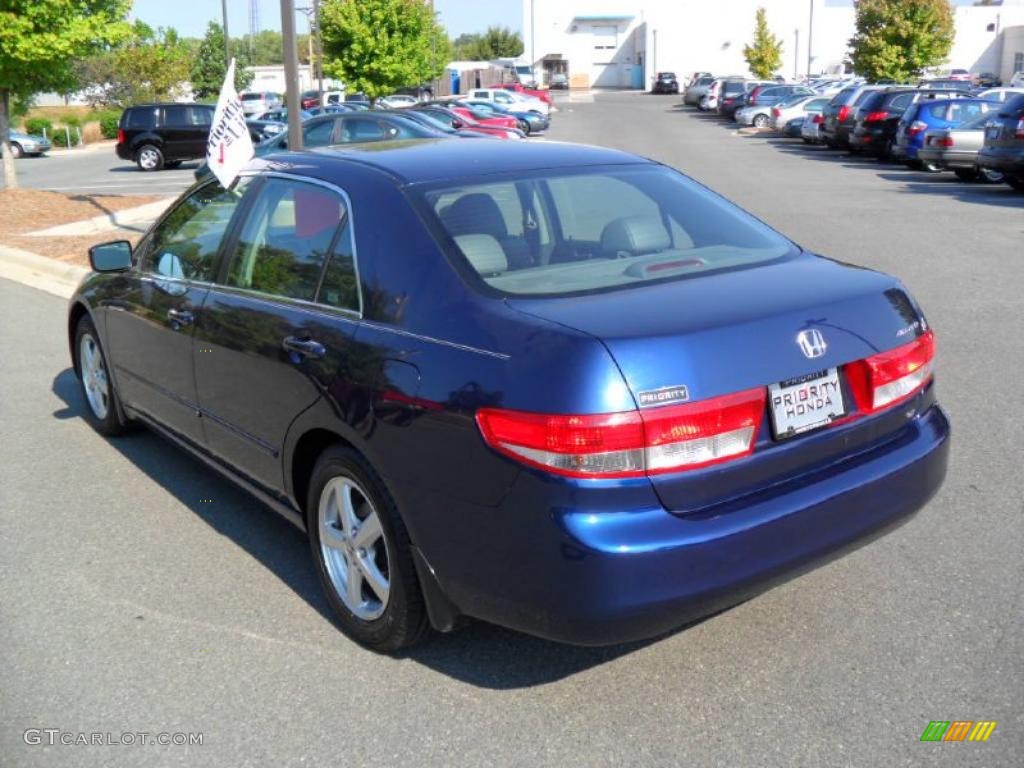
450;105;519;131
495;82;552;106
412;106;522;140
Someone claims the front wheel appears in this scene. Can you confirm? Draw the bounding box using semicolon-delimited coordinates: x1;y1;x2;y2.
752;114;769;129
921;160;942;173
75;316;134;436
518;120;531;135
9;142;23;158
307;446;429;652
136;144;164;171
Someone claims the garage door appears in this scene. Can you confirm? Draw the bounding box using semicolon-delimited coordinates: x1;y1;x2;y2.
590;25;618;87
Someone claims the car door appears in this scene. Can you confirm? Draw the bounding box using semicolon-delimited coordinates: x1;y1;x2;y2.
185;105;214;158
104;180;252;444
160;105;192;160
194;175;362;493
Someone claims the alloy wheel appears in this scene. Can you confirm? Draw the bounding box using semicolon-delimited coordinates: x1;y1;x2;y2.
79;333;110;420
318;476;391;621
980;168;1004;184
138;147;160;170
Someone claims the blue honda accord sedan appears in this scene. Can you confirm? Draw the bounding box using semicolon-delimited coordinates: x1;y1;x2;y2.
68;139;949;650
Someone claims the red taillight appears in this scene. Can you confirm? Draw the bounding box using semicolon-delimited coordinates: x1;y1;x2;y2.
907;120;928;136
117;128;125;144
837;105;850;122
771;108;781;117
864;111;889;122
1016;118;1024;139
476;387;766;479
935;136;954;147
812;114;824;124
845;330;935;414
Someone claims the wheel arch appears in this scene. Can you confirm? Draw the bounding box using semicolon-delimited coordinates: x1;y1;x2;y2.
289;427;357;524
68;301;92;376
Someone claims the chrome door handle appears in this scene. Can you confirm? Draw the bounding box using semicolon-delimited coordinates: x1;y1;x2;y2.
282;335;326;361
167;308;194;329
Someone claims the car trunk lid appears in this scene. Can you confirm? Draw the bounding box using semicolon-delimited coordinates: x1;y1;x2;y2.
507;254;930;513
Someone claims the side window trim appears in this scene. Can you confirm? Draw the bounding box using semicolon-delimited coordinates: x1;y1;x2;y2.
213;171;364;318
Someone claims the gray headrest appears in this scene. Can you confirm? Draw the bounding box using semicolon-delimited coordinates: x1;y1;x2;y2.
453;234;508;276
600;215;671;256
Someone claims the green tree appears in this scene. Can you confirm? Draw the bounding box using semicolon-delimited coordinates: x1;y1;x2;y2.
452;26;522;60
115;23;193;103
743;8;784;80
0;0;130;188
191;22;254;100
319;0;450;100
849;0;954;83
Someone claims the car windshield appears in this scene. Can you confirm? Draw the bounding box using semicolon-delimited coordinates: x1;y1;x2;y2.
414;165;793;297
778;95;808;108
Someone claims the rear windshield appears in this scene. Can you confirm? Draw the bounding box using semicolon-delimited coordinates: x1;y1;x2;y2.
241;93;263;101
698;76;715;86
414;165;793;297
722;81;746;95
829;87;857;106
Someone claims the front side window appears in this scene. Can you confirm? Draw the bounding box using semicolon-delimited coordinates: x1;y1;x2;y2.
225;178;344;301
415;166;792;297
142;181;249;283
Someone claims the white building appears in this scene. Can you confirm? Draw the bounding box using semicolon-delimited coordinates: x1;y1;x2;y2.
244;65;342;94
521;0;1024;89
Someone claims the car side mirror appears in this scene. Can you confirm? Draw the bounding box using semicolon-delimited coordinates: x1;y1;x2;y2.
89;240;132;272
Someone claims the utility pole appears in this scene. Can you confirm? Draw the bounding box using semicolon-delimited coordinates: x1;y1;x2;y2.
281;0;303;149
806;0;814;78
314;0;323;102
794;29;799;80
221;0;231;72
530;0;536;86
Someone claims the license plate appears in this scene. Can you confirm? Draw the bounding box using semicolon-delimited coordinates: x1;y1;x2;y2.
769;368;846;440
987;126;1001;139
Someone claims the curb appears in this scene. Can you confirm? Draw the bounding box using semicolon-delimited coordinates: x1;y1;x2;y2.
27;198;172;237
0;244;88;299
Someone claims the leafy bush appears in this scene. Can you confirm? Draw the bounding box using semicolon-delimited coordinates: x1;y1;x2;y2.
23;117;53;137
97;110;121;139
62;114;83;129
51;127;81;147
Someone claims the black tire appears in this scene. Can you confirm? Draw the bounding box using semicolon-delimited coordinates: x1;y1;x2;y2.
1006;176;1024;192
74;316;134;436
136;144;164;171
920;160;942;173
518;120;531;135
10;142;23;159
307;445;429;652
954;169;980;182
978;168;1004;184
802;137;811;144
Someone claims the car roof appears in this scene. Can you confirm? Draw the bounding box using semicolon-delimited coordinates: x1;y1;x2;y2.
261;139;649;186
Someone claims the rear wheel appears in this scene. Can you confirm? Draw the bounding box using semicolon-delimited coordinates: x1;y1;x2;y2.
752;114;769;129
136;144;163;171
518;120;531;135
10;142;23;158
307;445;429;652
979;168;1004;184
921;160;942;173
1006;176;1024;192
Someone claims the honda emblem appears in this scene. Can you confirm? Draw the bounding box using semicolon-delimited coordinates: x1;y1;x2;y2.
796;329;828;359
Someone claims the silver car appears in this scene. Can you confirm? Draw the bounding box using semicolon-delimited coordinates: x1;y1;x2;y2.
975;87;1024;104
801;112;825;144
684;75;716;106
240;91;283;116
769;95;830;130
8;130;52;158
917;112;1005;183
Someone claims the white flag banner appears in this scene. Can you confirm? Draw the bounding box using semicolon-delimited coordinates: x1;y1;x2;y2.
206;58;254;188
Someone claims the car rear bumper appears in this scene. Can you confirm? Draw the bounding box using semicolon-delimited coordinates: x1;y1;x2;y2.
419;401;950;646
978;148;1024;175
917;148;977;169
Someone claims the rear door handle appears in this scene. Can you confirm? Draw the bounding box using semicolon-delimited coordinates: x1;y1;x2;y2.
167;308;194;329
283;335;326;361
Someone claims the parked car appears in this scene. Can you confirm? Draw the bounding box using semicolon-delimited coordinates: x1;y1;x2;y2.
820;84;887;148
918;78;973;94
975;87;1024;104
116;103;214;171
299;90;322;109
413;105;524;140
977;94;1024;191
770;95;829;131
1011;72;1024;88
895;98;1000;169
495;82;553;105
240;91;282;116
847;89;959;159
973;73;1002;88
781;116;805;138
699;78;725;111
194;112;453;182
460;99;549;135
245;118;286;143
947;69;971;82
465;87;551;117
254;108;314;124
652;72;680;94
392;109;489;140
379;94;419;109
801;111;825;144
71;139;949;651
917;112;1006;183
548;73;568;90
683;74;716;106
8;129;51;157
717;79;763;119
745;84;814;109
444;102;519;131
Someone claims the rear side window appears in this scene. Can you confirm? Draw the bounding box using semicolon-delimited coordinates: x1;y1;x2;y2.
858;93;885;111
225;178;345;302
853;89;881;106
124;107;158;129
164;106;212;127
830;87;856;106
723;82;745;95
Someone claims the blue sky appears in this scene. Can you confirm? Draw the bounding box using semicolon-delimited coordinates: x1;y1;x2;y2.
130;0;522;39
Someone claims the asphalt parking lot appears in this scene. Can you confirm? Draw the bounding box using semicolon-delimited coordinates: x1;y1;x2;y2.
2;91;1022;767
3;147;198;197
